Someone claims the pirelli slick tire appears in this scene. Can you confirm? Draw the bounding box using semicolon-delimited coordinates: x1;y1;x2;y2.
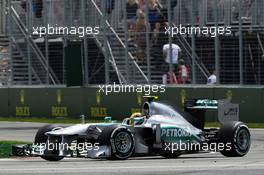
98;126;135;160
218;122;251;157
110;127;135;160
34;125;64;161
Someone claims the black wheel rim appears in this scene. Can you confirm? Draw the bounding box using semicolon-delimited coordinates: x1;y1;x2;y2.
114;131;132;154
236;128;250;151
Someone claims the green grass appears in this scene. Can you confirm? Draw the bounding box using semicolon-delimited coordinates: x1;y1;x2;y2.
245;123;264;129
206;122;264;128
205;122;221;128
0;141;30;158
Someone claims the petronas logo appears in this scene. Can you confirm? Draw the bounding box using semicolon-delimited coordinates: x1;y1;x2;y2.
96;90;101;105
57;90;62;105
181;89;187;107
20;90;25;105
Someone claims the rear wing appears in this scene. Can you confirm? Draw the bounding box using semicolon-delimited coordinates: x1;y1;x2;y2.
184;99;239;124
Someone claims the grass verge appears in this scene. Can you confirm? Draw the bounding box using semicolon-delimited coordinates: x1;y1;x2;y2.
205;122;264;128
0;141;30;158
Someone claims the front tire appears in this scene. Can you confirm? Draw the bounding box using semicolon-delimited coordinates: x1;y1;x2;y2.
98;126;135;160
218;122;251;157
34;125;64;161
110;127;135;160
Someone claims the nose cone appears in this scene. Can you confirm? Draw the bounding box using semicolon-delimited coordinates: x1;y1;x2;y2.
46;124;90;136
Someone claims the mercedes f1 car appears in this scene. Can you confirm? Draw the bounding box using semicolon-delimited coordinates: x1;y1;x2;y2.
12;97;251;160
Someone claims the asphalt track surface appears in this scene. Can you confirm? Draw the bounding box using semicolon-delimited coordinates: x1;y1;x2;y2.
0;122;264;175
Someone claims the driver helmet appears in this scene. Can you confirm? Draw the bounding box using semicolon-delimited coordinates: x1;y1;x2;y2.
129;112;143;125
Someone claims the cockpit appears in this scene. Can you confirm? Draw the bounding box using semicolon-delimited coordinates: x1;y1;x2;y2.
123;101;192;127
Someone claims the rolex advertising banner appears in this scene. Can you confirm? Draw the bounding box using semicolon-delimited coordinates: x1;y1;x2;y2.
8;88;84;118
2;87;264;123
9;88;48;117
46;88;83;118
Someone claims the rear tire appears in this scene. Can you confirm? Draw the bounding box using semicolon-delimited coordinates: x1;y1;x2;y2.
34;125;64;161
218;122;251;157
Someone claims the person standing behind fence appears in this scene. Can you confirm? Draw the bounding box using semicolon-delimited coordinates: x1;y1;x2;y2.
148;0;159;32
177;59;190;84
138;0;146;11
21;0;43;18
106;0;115;15
126;0;139;41
207;70;217;85
163;43;181;71
135;10;148;62
157;0;178;21
33;0;43;18
162;70;178;85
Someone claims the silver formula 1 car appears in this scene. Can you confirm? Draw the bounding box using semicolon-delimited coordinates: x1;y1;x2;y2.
12;97;251;160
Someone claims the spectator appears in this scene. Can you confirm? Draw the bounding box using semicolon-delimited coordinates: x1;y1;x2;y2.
0;46;7;57
153;9;168;44
0;47;10;86
157;0;178;21
207;70;217;85
106;0;115;15
231;0;239;21
151;17;168;69
135;10;148;62
148;0;159;31
33;0;43;18
95;0;101;8
126;0;139;41
177;59;190;84
163;43;181;71
138;0;146;11
21;0;27;11
71;1;81;24
0;47;3;60
52;0;64;26
232;0;254;21
162;70;178;85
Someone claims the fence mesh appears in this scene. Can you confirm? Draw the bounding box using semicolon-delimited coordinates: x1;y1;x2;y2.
0;0;263;85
